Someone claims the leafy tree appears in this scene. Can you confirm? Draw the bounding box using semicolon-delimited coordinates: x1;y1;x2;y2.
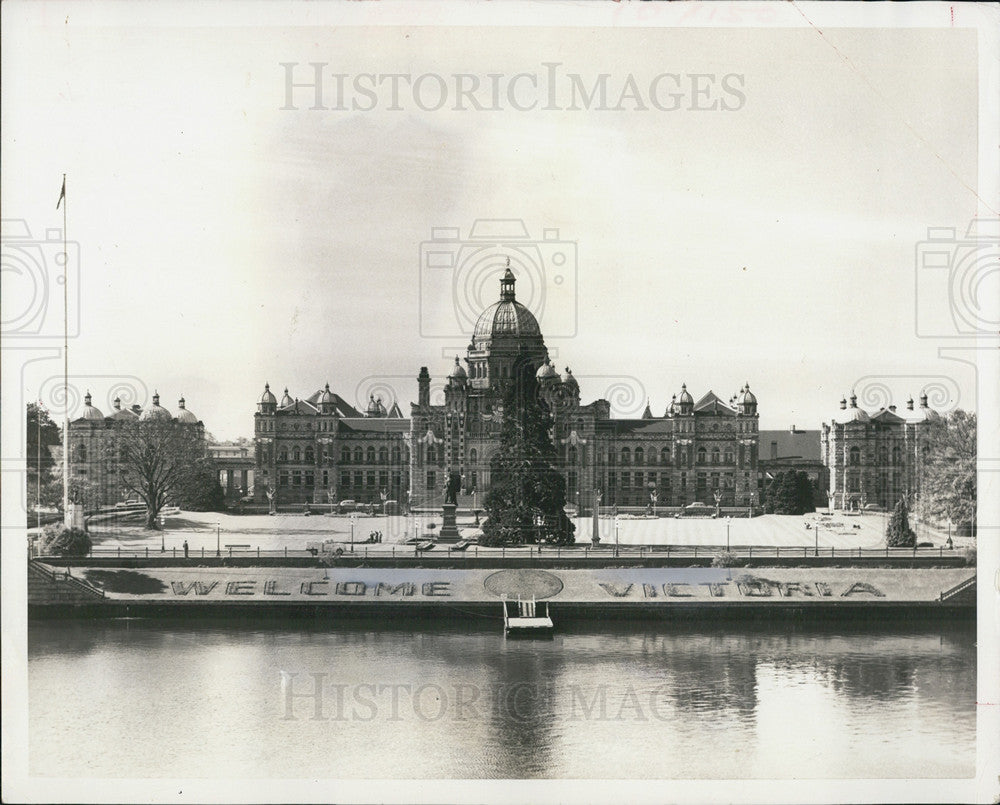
26;403;62;512
112;419;207;529
177;457;226;512
42;525;92;557
886;498;916;547
919;410;976;531
481;363;575;546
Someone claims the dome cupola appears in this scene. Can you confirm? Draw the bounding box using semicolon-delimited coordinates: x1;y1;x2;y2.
279;387;294;408
471;265;543;344
81;391;105;421
175;397;199;424
448;356;467;381
536;359;559;382
139;391;172;421
561;367;579;393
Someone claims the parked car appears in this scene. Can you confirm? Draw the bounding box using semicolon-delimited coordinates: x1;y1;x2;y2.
338;500;357;513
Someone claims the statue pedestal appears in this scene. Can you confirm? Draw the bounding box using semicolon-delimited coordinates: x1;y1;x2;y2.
438;503;460;542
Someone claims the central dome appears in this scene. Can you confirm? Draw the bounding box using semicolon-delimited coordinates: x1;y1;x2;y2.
472;268;542;342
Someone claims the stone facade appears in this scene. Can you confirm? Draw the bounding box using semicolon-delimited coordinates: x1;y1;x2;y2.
252;269;760;514
820;392;938;511
253;384;409;506
66;392;205;509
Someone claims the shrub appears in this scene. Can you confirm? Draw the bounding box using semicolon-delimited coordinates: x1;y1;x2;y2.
711;550;744;568
41;525;91;557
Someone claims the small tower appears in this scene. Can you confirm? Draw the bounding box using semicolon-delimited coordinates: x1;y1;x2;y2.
417;366;431;408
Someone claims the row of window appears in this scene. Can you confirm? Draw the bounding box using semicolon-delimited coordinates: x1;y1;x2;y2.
272;445;408;464
846;446;906;466
278;469;405;489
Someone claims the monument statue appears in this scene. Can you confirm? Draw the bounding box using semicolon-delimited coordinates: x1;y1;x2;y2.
445;470;462;506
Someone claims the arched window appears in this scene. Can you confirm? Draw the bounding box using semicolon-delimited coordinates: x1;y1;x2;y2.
74;443;87;462
353;446;363;463
427;446;436;463
697;447;707;465
711;447;720;465
849;446;860;466
568;446;578;465
366;446;376;464
469;448;478;464
661;447;671;466
620;447;631;465
279;449;288;462
724;448;734;465
378;447;388;464
304;447;314;463
634;447;644;466
293;447;301;462
341;447;351;463
391;446;401;465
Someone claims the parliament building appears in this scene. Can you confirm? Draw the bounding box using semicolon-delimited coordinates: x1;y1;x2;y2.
253;269;761;513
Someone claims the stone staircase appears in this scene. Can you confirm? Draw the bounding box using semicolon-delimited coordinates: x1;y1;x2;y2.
28;561;106;606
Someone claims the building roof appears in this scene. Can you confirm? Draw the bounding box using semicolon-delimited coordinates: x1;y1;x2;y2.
337;418;411;434
595;419;675;436
759;429;821;462
693;391;736;415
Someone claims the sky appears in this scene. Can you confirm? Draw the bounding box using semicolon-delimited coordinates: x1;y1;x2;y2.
1;7;990;441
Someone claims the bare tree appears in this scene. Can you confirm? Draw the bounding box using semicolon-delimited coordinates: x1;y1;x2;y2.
112;419;207;529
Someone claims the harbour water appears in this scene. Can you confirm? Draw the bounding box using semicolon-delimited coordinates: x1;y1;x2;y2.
28;616;975;780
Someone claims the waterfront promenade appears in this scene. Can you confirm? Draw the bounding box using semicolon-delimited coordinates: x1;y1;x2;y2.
75;509;967;557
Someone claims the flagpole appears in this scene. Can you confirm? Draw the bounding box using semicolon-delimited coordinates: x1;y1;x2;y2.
59;174;69;523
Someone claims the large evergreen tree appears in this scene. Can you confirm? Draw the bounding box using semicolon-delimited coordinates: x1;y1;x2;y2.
481;363;575;546
762;470;815;515
886;498;916;547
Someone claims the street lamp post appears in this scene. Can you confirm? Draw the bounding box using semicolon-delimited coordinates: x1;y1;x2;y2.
726;516;732;552
350;513;356;552
815;522;819;556
216;522;220;557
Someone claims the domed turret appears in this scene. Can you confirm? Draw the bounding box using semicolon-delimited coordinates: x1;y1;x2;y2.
666;393;677;417
676;383;694;415
448;356;467;381
139;391;172;422
80;391;105;421
736;382;758;415
110;395;138;421
366;394;387;417
536;359;559;382
174;397;199;424
319;383;334;404
831;391;870;424
472;268;543;344
561;367;579;393
260;383;277;406
279;388;294;408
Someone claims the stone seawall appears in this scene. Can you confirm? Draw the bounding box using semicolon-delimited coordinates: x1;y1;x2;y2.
28;562;976;616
